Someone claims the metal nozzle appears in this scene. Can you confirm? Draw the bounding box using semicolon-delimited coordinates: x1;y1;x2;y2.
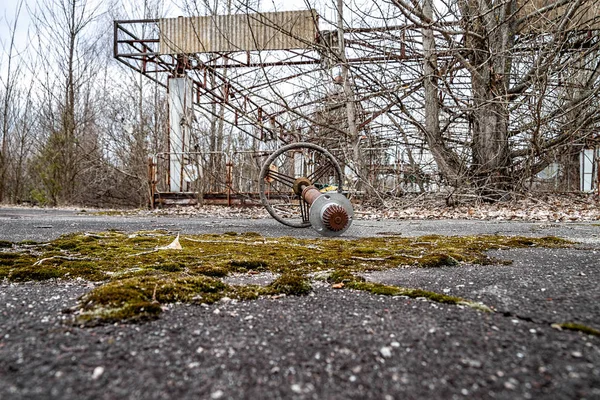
322;204;349;232
307;192;353;237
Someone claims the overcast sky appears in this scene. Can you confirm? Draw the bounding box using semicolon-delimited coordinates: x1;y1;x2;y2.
1;0;30;54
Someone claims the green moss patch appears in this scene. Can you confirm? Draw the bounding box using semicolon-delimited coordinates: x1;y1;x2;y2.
10;265;65;281
0;232;571;325
229;260;268;272
327;270;365;284
266;272;312;296
348;281;462;303
419;253;460;268
555;322;600;337
0;253;21;263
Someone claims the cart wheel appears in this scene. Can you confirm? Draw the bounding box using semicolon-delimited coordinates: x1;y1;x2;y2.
259;142;344;228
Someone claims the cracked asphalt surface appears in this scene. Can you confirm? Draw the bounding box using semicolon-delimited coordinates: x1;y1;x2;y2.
0;207;599;399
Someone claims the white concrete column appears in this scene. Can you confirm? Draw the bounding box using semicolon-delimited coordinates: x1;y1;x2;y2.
168;77;194;192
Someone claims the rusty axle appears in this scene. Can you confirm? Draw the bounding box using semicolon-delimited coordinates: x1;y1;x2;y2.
298;182;353;236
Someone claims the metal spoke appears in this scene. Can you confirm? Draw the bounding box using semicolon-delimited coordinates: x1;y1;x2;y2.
308;161;334;183
266;169;295;187
299;197;310;224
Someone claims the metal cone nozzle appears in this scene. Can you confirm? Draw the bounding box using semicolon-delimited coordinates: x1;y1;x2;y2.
322;204;349;232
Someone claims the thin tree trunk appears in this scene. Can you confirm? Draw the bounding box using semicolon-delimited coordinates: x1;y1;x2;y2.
420;0;462;184
337;0;365;193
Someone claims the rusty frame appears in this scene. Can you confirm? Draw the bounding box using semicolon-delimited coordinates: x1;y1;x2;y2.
114;19;290;142
113;18;414;143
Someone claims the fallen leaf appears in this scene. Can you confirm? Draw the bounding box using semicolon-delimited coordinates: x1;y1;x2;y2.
157;234;182;250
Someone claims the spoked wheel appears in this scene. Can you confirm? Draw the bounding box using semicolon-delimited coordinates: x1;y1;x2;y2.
259;142;344;228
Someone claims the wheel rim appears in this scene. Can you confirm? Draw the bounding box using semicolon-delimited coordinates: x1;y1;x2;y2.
259;143;344;228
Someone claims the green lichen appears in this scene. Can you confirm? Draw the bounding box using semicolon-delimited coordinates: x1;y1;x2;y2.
10;265;65;282
191;265;229;277
241;232;262;238
0;231;572;324
229;284;264;301
77;301;163;326
18;240;41;245
348;281;404;296
50;233;97;251
353;247;378;255
77;275;229;325
148;262;184;272
0;253;20;264
59;261;108;281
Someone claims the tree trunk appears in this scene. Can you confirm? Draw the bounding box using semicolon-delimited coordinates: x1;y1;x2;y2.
420;0;463;184
62;0;78;203
470;78;512;193
460;0;513;197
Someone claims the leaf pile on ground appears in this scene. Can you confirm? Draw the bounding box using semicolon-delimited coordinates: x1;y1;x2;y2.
0;231;571;325
83;193;600;222
358;194;600;222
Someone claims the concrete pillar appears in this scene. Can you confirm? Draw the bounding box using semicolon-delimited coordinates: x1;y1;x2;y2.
168;77;194;192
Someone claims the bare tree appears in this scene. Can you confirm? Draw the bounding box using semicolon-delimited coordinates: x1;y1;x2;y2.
28;0;104;205
0;0;26;202
390;0;600;198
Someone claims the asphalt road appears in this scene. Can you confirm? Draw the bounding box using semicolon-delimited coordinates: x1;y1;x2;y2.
1;206;599;243
0;207;599;399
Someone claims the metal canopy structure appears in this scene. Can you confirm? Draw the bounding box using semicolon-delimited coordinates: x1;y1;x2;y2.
113;10;411;144
114;5;600;149
113;5;600;204
113;9;416;203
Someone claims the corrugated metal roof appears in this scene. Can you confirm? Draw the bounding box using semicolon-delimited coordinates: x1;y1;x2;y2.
159;10;318;54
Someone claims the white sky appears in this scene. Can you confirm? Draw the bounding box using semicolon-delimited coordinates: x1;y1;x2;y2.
1;0;31;55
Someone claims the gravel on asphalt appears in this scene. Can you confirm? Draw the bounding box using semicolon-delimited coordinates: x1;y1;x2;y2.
0;208;599;399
